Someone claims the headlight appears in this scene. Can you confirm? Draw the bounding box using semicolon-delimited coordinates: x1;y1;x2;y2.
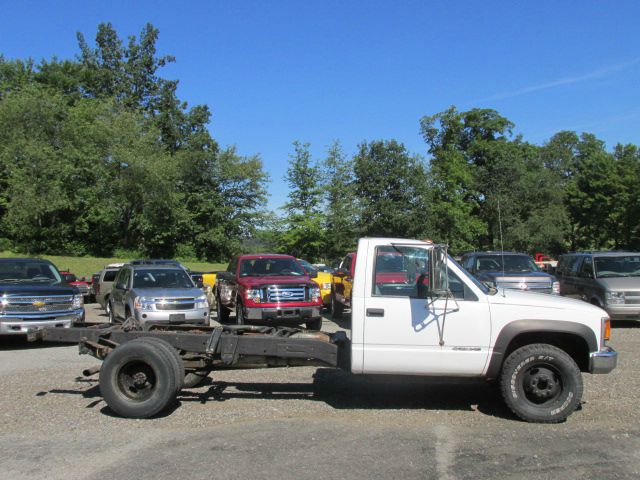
605;291;624;305
310;286;321;302
194;294;208;309
552;281;560;295
72;294;83;309
246;289;262;303
321;283;332;290
134;296;153;311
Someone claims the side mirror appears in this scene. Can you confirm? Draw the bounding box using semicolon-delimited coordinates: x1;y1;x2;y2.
308;270;318;279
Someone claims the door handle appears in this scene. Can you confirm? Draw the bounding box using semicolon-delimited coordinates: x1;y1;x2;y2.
366;308;384;317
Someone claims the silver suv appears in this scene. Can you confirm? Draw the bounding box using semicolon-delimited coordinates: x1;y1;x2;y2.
556;252;640;321
108;264;210;326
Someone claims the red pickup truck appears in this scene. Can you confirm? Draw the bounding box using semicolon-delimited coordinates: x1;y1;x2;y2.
214;254;323;330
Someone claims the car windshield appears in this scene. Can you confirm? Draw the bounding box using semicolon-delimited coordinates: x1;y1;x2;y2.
594;255;640;278
132;269;194;289
297;259;318;275
450;257;489;294
0;261;62;284
475;255;539;273
239;258;306;277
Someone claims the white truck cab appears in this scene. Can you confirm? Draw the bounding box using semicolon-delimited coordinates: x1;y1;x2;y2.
350;238;617;422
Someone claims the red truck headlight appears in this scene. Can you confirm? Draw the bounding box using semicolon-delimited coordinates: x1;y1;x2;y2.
246;289;262;303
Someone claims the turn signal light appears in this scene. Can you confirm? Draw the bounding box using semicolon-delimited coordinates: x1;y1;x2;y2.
604;318;611;342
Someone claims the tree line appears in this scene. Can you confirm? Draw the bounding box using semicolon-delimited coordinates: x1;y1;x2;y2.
1;23;638;262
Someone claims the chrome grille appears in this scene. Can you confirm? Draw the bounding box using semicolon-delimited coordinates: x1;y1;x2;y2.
496;278;552;292
153;298;196;311
624;292;640;304
266;286;306;302
0;295;74;314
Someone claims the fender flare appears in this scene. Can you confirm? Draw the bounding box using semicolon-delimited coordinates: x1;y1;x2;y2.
485;319;598;379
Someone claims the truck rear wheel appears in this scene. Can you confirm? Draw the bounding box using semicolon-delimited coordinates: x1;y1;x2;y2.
216;295;230;323
99;339;180;418
331;293;343;319
132;337;185;393
499;343;583;423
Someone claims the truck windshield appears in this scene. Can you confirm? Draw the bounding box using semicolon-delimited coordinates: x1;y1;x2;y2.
239;258;306;277
132;269;194;288
296;259;318;275
594;255;640;278
475;255;539;273
0;261;62;284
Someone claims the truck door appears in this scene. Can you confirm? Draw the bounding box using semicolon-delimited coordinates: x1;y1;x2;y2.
111;268;131;320
360;245;491;376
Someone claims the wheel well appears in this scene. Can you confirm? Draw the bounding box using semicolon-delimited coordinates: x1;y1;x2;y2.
504;332;590;372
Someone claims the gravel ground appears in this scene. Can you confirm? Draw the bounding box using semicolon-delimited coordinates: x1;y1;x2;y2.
0;303;638;479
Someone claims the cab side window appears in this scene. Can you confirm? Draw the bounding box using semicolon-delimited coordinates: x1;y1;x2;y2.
115;268;130;289
372;246;429;298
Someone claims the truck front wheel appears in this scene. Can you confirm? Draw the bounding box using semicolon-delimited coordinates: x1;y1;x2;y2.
216;295;230;323
99;339;180;418
499;343;583;423
331;293;344;319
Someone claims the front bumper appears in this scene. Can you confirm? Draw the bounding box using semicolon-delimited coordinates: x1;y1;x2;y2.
0;309;85;335
589;346;618;374
604;304;640;321
245;306;322;324
134;308;209;325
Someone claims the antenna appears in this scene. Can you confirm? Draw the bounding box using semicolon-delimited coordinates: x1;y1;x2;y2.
497;197;506;297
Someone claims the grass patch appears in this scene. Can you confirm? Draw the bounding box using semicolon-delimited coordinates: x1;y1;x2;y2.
0;251;227;278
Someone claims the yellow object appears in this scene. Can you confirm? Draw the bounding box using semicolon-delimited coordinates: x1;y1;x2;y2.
202;273;217;287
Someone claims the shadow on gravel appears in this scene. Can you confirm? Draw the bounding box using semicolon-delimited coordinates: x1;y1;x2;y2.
611;320;640;329
179;368;515;421
0;336;70;350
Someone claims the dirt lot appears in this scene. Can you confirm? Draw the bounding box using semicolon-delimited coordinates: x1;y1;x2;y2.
0;303;639;480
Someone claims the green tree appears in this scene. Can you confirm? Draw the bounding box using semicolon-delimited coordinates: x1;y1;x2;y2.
353;140;431;239
280;142;325;260
321;140;357;261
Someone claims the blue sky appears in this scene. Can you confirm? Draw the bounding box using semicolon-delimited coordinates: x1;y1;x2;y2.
2;1;639;209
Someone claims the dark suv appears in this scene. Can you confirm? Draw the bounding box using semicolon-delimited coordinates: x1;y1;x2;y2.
461;252;559;294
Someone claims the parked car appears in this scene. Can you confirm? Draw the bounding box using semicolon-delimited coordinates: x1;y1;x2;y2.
460;252;559;294
108;264;209;326
96;263;125;316
330;252;356;319
0;258;84;335
215;254;322;330
297;258;332;308
87;271;102;303
59;270;91;300
555;251;640;321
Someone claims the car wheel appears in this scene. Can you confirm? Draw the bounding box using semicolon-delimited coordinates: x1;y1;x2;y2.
306;317;322;331
499;343;583;423
108;301;117;324
216;295;231;323
236;298;245;325
99;339;180;418
105;298;111;317
331;293;344;319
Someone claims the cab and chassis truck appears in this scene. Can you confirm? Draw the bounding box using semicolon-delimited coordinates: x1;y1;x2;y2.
33;238;617;423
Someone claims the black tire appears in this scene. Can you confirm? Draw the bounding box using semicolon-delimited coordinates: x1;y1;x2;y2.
306;317;322;331
108;300;117;324
99;339;180;418
499;343;583;423
183;370;210;388
331;293;344;320
104;296;111;314
216;295;230;323
235;298;245;325
132;337;185;393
